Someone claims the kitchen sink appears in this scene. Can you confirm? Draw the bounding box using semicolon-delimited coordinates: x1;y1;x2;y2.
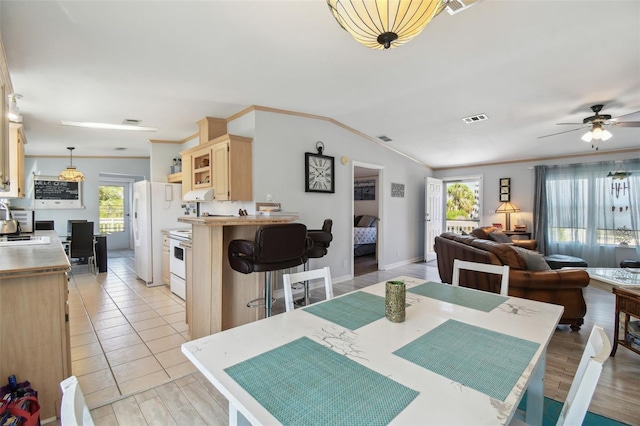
0;235;51;246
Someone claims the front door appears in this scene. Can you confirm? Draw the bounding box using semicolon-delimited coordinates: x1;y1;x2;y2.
99;180;132;250
425;177;443;262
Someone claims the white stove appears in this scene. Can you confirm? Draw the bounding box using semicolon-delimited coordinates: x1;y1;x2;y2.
168;228;191;299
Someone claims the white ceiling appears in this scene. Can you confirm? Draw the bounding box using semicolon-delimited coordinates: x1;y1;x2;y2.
1;0;639;169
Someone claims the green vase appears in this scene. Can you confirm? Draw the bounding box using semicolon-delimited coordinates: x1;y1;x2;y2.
385;280;406;322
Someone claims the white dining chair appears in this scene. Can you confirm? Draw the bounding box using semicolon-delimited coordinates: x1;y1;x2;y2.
282;266;333;312
60;375;95;426
452;259;510;295
511;325;611;426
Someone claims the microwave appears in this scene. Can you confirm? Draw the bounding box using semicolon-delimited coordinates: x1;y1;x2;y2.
11;209;34;233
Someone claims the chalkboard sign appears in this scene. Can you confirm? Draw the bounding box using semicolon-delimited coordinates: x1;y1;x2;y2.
33;175;84;209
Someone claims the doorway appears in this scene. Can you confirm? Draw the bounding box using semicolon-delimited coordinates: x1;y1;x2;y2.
99;177;133;250
353;162;384;276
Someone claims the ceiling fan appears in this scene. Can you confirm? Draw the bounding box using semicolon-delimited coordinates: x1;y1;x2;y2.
538;104;640;150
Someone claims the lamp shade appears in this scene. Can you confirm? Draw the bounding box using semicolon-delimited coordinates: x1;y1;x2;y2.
59;147;85;182
327;0;444;49
495;201;520;214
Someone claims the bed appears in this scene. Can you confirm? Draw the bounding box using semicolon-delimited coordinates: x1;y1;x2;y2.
354;215;377;257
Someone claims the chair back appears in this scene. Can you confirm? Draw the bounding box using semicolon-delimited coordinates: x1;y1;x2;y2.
283;267;333;312
307;219;333;259
70;221;95;258
556;325;611;426
35;220;55;230
452;259;510;295
60;376;94;426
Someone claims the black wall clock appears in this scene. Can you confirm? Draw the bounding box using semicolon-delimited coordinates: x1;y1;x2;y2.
305;142;335;193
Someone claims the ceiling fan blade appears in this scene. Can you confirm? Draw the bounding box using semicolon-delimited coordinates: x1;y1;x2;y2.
611;110;640;120
611;121;640;127
538;127;585;139
556;122;584;125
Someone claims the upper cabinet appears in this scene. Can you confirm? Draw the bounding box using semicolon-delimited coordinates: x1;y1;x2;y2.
1;122;26;198
180;134;252;201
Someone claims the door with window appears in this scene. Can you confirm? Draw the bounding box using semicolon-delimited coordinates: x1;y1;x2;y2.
99;180;132;250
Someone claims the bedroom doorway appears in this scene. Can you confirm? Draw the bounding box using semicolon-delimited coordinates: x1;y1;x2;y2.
353;162;383;276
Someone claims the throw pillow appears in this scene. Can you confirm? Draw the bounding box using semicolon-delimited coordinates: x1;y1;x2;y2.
511;246;551;271
488;230;513;244
357;215;377;227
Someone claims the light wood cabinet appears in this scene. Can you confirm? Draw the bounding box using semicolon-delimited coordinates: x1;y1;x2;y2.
3;122;26;198
161;232;170;285
0;270;70;421
180;134;252;201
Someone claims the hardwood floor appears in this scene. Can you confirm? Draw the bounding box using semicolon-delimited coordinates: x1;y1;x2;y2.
354;253;377;276
65;257;639;425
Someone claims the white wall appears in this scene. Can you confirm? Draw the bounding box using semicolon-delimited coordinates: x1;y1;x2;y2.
9;156;150;236
434;151;640;232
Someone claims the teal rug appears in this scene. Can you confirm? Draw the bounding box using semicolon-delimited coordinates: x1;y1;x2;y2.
517;395;629;425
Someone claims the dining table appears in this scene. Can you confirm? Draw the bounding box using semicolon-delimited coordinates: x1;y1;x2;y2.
182;276;564;425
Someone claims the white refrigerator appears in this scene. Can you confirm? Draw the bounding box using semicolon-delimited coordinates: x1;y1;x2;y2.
133;180;184;286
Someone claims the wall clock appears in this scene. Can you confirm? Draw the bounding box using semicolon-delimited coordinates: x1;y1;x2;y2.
305;142;335;193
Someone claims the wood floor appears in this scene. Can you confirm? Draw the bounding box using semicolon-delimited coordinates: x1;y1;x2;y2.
66;257;639;425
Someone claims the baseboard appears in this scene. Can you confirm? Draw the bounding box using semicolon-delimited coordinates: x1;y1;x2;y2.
383;256;424;270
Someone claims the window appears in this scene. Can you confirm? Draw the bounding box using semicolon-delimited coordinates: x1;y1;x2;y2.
444;176;482;234
99;185;124;234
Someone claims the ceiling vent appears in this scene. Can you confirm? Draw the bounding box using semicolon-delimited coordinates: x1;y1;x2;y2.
462;113;488;124
377;135;393;142
114;147;127;151
444;0;479;16
122;118;141;125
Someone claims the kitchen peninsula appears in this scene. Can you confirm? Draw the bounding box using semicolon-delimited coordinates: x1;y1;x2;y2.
0;231;71;422
178;215;298;339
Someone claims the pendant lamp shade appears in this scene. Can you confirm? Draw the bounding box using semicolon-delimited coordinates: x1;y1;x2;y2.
327;0;444;49
59;147;85;182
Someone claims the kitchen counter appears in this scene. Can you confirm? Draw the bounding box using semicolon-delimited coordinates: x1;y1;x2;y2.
0;231;70;276
177;214;298;339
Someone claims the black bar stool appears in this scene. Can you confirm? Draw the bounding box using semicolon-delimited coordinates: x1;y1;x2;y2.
228;223;311;317
300;219;333;305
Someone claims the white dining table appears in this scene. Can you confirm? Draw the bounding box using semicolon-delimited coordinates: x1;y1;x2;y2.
182;276;563;425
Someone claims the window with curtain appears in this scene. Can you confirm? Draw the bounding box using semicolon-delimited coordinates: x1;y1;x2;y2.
539;159;640;267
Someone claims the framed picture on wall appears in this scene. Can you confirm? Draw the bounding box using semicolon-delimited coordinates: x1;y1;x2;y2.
500;193;510;202
499;177;510;202
500;178;511;186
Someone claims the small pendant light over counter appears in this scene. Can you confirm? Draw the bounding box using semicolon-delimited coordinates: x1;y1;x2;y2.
59;147;85;182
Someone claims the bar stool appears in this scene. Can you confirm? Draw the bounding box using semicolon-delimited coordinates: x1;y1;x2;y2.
299;219;333;305
228;223;311;317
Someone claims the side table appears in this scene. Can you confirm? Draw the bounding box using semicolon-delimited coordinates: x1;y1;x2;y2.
503;231;532;239
611;286;640;357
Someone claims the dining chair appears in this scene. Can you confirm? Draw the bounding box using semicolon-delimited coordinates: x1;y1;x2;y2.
452;259;510;295
282;266;333;312
510;325;611;426
69;221;97;273
60;375;95;426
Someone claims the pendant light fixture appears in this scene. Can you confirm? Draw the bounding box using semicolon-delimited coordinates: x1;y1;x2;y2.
59;147;85;182
327;0;444;50
581;123;612;143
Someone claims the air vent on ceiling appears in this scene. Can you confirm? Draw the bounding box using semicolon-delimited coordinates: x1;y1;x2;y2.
122;119;141;125
377;135;392;142
444;0;479;16
462;113;488;124
115;147;127;151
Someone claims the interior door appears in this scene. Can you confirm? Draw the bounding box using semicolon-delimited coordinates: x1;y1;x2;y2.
425;177;443;262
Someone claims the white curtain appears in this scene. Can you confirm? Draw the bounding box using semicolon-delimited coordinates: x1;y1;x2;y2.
543;159;640;267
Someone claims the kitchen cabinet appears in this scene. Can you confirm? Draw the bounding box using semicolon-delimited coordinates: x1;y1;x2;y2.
180;134;252;201
162;231;170;285
2;122;26;198
0;232;71;421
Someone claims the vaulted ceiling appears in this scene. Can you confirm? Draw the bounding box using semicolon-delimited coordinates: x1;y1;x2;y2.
1;1;639;169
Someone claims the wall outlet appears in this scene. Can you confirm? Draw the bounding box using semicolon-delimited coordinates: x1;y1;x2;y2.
396;250;400;256
266;194;273;202
343;260;348;268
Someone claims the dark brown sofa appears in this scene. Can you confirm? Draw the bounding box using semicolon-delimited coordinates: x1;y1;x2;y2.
434;231;589;330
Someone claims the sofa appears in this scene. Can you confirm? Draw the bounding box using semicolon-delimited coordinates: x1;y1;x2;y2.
434;231;589;330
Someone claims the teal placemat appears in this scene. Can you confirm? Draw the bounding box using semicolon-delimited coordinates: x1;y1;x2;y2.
393;319;539;401
408;281;507;312
303;291;386;330
225;337;419;425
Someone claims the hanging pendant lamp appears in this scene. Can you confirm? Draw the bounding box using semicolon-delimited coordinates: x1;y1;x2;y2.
59;147;85;182
327;0;445;50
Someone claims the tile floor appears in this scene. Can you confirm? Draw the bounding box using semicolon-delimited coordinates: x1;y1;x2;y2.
68;253;197;409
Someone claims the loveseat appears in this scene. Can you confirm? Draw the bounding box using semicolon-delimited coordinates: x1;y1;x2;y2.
434;231;589;330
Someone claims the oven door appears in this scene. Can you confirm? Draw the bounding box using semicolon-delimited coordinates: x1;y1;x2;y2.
169;238;186;279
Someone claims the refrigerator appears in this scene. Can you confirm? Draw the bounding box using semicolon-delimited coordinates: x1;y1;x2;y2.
133;180;184;286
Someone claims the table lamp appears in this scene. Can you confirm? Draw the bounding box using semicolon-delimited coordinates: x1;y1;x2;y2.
495;201;521;231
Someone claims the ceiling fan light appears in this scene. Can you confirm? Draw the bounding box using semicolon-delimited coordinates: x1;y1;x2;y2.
581;131;593;142
591;126;603;140
326;0;443;50
601;129;612;141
